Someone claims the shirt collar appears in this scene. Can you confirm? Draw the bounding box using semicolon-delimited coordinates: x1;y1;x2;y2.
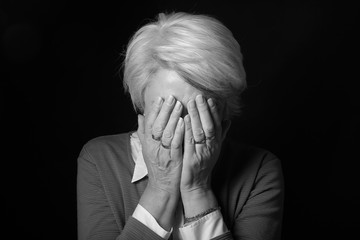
130;132;148;183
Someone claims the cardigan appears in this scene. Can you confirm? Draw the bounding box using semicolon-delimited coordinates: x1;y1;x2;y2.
77;132;284;240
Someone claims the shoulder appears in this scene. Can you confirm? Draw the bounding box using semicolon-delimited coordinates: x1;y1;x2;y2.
237;143;282;178
78;132;133;166
81;132;131;154
77;132;138;214
221;139;281;172
214;138;283;190
213;138;284;225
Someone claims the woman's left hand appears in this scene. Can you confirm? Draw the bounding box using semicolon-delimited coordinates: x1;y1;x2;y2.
180;94;229;216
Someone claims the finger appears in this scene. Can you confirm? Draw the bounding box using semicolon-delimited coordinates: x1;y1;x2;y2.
145;97;163;134
184;114;195;153
151;95;176;140
187;99;205;143
195;95;215;141
207;98;222;139
170;117;184;160
137;114;145;143
161;101;183;147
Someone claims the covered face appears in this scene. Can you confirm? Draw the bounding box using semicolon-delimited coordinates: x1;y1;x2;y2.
142;67;232;152
123;12;246;119
144;69;203;117
143;69;227;119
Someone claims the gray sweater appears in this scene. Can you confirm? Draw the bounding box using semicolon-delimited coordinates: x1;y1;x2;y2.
77;132;284;240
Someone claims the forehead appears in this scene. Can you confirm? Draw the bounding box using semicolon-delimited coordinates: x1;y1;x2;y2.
144;69;204;105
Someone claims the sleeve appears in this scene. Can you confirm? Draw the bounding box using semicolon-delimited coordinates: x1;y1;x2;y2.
132;204;172;239
179;210;229;240
231;153;284;240
77;147;166;240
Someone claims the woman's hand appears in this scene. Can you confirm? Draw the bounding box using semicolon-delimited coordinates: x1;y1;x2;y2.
137;95;184;230
181;95;223;192
138;95;185;194
181;95;229;217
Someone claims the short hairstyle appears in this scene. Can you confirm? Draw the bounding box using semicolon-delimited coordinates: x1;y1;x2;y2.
122;12;246;119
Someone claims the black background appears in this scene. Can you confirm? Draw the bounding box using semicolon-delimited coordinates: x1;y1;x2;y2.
1;0;359;239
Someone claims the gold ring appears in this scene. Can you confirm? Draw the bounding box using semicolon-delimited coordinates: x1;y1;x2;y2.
151;134;161;141
161;142;171;149
194;139;206;144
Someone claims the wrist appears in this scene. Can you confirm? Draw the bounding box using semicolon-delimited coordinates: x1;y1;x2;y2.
147;181;180;197
139;184;179;231
181;188;218;218
140;184;180;209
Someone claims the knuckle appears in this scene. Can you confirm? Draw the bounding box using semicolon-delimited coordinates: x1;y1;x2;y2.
188;136;195;144
204;126;215;136
193;128;205;138
184;135;194;144
197;104;208;112
152;125;163;135
162;130;173;140
185;121;192;131
188;107;197;115
162;103;174;112
187;103;197;113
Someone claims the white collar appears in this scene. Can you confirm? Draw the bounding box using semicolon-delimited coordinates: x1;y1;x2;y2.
130;132;148;183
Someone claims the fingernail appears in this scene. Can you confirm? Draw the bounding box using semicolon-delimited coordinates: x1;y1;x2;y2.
188;100;196;109
184;114;191;123
178;117;184;127
196;95;204;104
208;98;215;108
167;95;175;105
175;101;182;110
155;97;163;105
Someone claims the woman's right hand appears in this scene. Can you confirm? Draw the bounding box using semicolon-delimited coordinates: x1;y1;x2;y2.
136;95;184;230
137;95;184;194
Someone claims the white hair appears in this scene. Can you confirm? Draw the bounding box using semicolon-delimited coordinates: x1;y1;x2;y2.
122;12;246;119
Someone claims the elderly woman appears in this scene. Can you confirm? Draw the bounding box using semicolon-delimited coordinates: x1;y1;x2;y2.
77;12;284;240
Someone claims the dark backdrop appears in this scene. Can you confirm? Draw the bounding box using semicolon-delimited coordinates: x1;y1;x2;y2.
1;0;359;239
